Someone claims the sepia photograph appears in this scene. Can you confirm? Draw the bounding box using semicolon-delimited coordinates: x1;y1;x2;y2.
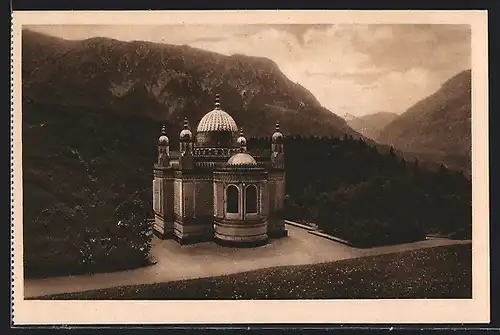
11;10;489;325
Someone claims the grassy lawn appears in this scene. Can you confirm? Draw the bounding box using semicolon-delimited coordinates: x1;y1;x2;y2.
35;243;471;300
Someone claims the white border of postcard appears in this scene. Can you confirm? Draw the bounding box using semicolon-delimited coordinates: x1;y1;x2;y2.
11;10;490;325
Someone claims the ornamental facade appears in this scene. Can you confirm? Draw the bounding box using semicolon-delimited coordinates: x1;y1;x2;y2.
152;94;287;246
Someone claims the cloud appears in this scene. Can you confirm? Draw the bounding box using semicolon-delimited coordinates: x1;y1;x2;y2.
350;24;471;74
26;24;470;117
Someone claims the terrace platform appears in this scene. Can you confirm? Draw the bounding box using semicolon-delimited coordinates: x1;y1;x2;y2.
24;223;471;298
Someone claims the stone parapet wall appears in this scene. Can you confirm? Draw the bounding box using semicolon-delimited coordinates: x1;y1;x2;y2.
213;170;268;183
153;166;174;178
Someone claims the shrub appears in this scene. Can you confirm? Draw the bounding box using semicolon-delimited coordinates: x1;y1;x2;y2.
24;196;153;278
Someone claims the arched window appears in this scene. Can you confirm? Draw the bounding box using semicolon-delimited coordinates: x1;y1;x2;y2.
226;185;239;214
245;184;258;213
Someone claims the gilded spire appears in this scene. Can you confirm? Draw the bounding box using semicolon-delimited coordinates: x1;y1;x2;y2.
215;93;221;109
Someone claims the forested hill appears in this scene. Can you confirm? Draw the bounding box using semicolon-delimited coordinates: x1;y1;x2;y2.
22;29;360;139
377;69;471;169
251;136;472;247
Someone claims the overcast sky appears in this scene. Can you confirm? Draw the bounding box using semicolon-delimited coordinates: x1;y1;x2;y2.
28;24;470;117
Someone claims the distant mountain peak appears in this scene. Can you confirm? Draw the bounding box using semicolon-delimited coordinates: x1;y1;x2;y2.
346;112;399;141
343;112;358;121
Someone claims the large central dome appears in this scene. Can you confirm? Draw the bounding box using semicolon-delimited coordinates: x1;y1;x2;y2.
196;94;239;147
196;108;238;132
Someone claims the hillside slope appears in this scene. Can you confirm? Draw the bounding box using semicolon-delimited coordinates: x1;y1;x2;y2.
347;112;399;140
22;29;359;138
377;70;471;159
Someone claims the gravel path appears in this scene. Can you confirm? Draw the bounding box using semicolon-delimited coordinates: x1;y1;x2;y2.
24;224;471;298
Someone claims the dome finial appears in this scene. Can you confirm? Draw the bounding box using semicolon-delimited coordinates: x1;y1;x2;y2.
215;93;220;109
275;121;280;132
240;127;244;137
158;124;169;145
183;117;189;129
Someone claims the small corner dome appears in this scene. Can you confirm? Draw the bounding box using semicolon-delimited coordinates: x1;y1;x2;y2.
227;152;257;166
272;131;283;142
237;134;247;146
158;135;169;145
158;125;169;144
179;117;193;140
272;121;283;142
180;128;193;140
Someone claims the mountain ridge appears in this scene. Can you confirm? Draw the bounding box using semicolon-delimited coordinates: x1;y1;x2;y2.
347;112;399;140
376;69;471;172
22;29;361;139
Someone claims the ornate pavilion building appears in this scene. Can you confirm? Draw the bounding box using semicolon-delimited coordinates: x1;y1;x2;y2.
152;94;287;246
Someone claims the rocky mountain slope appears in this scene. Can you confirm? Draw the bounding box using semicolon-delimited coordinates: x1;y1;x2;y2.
347;112;399;140
377;70;471;159
22;29;360;138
